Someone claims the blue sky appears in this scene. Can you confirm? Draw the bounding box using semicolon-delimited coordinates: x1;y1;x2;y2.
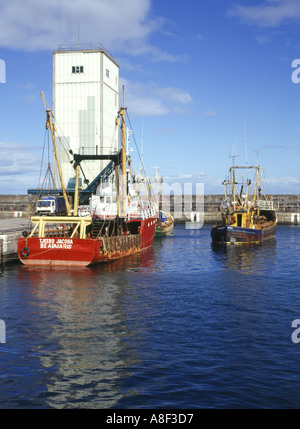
0;0;300;195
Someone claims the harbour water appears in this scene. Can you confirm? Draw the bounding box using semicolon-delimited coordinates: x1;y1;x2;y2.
1;224;300;409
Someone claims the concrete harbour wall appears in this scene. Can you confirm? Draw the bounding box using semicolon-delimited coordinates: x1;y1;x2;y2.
0;194;35;219
0;194;300;224
0;218;30;266
160;194;300;225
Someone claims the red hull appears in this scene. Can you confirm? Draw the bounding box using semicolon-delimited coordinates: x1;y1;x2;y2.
18;216;157;267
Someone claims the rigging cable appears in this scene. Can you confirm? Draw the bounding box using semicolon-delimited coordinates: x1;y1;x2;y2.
125;110;156;201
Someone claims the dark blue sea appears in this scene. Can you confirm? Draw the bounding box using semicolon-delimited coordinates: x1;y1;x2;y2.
1;224;300;409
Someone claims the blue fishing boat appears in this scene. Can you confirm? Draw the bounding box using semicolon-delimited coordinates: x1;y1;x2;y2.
211;158;277;244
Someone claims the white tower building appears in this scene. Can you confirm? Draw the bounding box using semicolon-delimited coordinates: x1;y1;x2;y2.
53;44;119;189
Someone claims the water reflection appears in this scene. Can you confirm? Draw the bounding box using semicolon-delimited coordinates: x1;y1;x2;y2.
211;238;277;274
14;245;160;408
3;225;300;409
91;246;157;274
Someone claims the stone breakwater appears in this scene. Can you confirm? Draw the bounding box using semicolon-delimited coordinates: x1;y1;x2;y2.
0;194;300;224
160;194;300;225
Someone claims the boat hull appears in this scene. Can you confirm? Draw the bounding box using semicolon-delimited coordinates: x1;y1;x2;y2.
155;211;174;237
155;223;174;237
211;223;276;244
18;216;157;267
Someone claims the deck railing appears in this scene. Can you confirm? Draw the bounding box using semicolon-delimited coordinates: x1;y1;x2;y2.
259;200;274;210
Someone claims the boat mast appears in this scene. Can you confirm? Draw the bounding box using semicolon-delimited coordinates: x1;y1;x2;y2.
73;163;80;216
119;85;127;216
230;154;236;208
223;180;228;200
255;166;264;215
41;92;71;216
245;179;250;207
154;167;161;210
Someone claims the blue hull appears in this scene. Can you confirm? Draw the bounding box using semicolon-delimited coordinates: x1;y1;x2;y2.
211;224;276;244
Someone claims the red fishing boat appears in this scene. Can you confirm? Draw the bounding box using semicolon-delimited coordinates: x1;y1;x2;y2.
18;215;157;267
18;90;158;267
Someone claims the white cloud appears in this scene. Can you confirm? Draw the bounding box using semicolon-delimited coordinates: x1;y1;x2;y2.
0;142;39;174
0;142;43;193
149;127;177;135
264;175;300;193
228;0;300;27
121;79;193;117
162;171;300;195
126;43;188;63
162;171;222;194
153;87;192;105
202;110;218;117
0;0;183;62
255;35;272;44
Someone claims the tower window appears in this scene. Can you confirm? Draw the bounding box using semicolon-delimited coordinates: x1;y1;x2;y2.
106;68;110;78
72;66;84;74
